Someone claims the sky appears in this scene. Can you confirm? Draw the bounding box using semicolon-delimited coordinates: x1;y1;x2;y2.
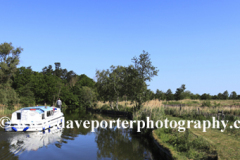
0;0;239;95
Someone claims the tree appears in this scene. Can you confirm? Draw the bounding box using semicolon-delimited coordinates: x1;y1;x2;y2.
42;65;54;75
131;51;159;109
0;42;22;105
155;89;166;101
131;50;159;81
144;89;155;101
200;93;211;100
223;90;229;100
174;84;186;101
166;89;174;101
217;93;223;99
122;65;146;106
182;90;192;99
76;74;95;88
44;73;63;105
96;69;115;109
30;72;47;104
79;86;96;108
190;93;200;100
96;66;126;110
12;67;35;106
230;91;237;99
12;66;33;90
17;84;35;106
109;65;126;110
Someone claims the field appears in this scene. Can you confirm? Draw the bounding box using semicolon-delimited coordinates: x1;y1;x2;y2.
96;99;240;116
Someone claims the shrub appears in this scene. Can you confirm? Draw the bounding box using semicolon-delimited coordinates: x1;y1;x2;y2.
201;101;211;107
117;104;124;110
213;101;221;107
101;104;110;110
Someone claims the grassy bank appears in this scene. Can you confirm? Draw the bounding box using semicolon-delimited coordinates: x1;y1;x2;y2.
96;99;240;159
161;114;240;159
152;128;217;160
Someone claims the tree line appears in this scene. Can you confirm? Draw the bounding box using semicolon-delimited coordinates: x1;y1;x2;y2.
0;42;239;110
0;42;97;109
155;85;239;101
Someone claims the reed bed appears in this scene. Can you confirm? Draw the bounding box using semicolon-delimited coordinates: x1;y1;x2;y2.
96;99;240;117
0;104;21;116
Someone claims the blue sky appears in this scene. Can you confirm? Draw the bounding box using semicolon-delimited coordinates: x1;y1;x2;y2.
1;0;239;95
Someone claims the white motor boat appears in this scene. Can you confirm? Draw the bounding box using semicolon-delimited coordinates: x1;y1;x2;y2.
4;106;64;132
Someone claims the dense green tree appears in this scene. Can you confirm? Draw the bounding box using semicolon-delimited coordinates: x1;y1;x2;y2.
76;74;95;88
230;91;237;99
223;90;229;100
166;89;174;101
42;65;54;75
12;67;35;106
0;42;22;105
79;86;96;108
122;65;146;105
189;93;200;100
182;90;191;99
96;69;115;109
60;85;78;106
29;72;47;104
211;95;218;100
43;73;63;105
174;84;186;101
217;93;223;99
17;84;35;106
155;89;166;100
200;93;211;100
70;75;96;107
144;89;155;101
12;67;33;90
109;65;126;110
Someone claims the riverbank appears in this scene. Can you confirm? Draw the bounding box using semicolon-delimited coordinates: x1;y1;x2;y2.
152;118;218;159
93;100;240;159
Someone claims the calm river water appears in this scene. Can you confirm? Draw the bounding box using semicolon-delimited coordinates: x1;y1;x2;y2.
0;111;162;160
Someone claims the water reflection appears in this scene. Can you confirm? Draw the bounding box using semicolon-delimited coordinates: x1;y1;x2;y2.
95;127;154;160
0;111;161;160
9;127;63;153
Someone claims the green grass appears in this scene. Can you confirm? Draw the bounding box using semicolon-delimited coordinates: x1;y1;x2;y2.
161;115;240;160
0;108;15;117
153;128;216;160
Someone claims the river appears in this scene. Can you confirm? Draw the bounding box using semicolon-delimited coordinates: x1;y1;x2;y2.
0;110;162;160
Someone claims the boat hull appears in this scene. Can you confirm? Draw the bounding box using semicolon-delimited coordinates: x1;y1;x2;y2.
4;116;64;132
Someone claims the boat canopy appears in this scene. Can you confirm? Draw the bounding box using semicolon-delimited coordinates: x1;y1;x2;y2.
21;106;54;114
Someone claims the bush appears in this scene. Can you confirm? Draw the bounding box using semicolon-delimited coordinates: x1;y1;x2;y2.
117;104;124;110
201;101;211;107
101;104;110;110
213;101;221;107
7;104;14;110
